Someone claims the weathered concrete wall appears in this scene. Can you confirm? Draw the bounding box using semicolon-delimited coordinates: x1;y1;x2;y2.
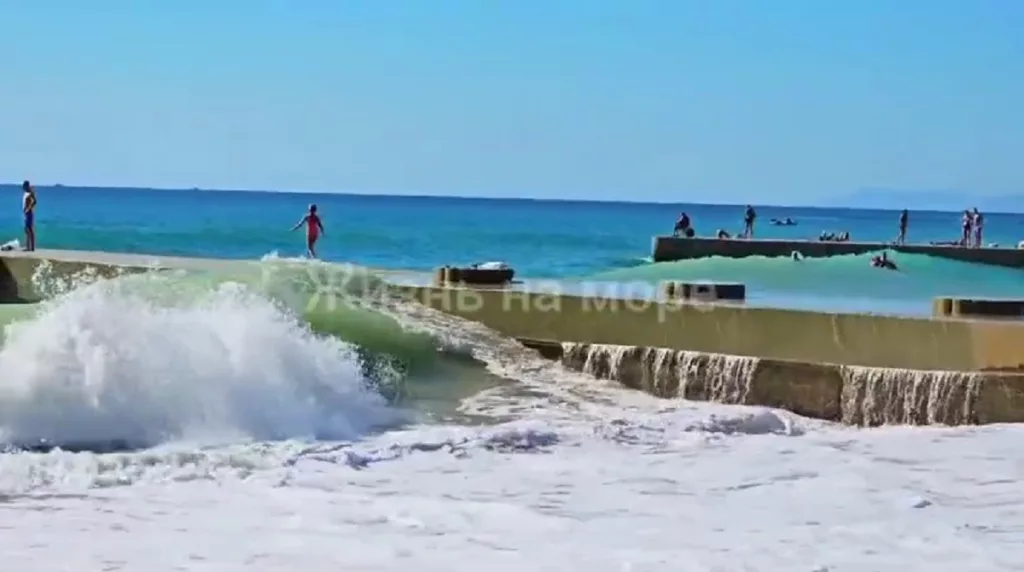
651;236;1024;268
519;339;1024;427
0;256;127;302
396;285;1024;371
7;249;1024;375
933;297;1024;319
0;252;189;302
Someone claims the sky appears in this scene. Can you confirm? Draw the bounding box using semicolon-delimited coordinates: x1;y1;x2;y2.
2;0;1022;204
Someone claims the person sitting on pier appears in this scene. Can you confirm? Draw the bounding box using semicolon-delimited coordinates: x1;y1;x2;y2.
716;229;731;239
673;212;694;238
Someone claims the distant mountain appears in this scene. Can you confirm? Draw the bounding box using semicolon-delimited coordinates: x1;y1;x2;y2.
828;188;1024;213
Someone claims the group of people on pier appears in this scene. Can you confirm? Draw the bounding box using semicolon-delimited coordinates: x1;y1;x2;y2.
672;205;988;249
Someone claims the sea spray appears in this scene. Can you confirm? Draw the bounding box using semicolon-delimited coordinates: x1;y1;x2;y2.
0;270;401;449
30;259;127;299
840;366;982;426
32;256;426;395
561;342;758;403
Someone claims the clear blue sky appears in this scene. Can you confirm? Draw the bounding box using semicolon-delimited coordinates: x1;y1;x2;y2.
2;0;1021;203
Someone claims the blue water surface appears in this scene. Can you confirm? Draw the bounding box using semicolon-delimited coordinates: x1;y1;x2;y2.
4;185;1023;315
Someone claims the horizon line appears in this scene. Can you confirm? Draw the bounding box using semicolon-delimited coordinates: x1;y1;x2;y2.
0;181;1016;214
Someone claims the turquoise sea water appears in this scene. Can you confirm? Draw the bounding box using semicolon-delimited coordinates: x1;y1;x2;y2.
0;183;1022;453
3;184;1024;316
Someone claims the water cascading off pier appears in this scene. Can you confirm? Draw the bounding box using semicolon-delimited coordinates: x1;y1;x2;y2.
555;342;1007;427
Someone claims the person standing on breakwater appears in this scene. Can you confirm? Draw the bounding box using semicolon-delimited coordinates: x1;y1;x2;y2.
741;205;756;238
960;209;973;246
972;207;984;247
896;209;908;245
291;203;325;258
22;180;36;251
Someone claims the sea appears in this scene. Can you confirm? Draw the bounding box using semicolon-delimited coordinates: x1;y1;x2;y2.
0;184;1022;571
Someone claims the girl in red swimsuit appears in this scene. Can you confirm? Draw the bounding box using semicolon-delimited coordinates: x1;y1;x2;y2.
291;204;325;258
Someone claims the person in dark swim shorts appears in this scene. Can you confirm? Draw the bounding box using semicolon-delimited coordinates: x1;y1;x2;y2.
742;205;756;238
22;180;36;251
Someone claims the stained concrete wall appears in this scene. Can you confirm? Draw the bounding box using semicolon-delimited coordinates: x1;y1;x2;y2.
0;250;259;303
396;285;1024;371
0;256;137;302
933;297;1024;319
651;236;1024;268
519;339;1024;427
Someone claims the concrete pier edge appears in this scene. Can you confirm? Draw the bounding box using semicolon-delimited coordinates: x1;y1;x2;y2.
518;338;1024;427
651;236;1024;268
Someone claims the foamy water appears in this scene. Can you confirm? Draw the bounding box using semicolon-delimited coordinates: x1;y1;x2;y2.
0;265;1022;570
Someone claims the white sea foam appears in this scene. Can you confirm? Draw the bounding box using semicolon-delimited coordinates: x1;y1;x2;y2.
0;272;1021;570
0;273;400;449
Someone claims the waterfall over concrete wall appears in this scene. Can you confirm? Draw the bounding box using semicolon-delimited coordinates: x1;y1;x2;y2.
557;342;1021;427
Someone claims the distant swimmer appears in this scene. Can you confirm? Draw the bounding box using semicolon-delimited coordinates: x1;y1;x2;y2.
22;180;36;251
870;251;898;271
770;217;796;226
291;204;325;258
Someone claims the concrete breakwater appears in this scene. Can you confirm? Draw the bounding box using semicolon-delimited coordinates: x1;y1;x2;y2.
397;285;1024;371
0;250;257;302
651;236;1024;268
4;249;1024;427
520;340;1024;427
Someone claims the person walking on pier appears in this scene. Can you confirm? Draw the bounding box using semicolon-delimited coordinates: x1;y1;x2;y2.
291;203;325;258
22;180;36;251
896;209;908;245
741;205;756;238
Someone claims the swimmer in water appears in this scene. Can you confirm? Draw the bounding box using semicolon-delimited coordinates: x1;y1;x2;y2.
870;251;898;271
291;204;325;258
